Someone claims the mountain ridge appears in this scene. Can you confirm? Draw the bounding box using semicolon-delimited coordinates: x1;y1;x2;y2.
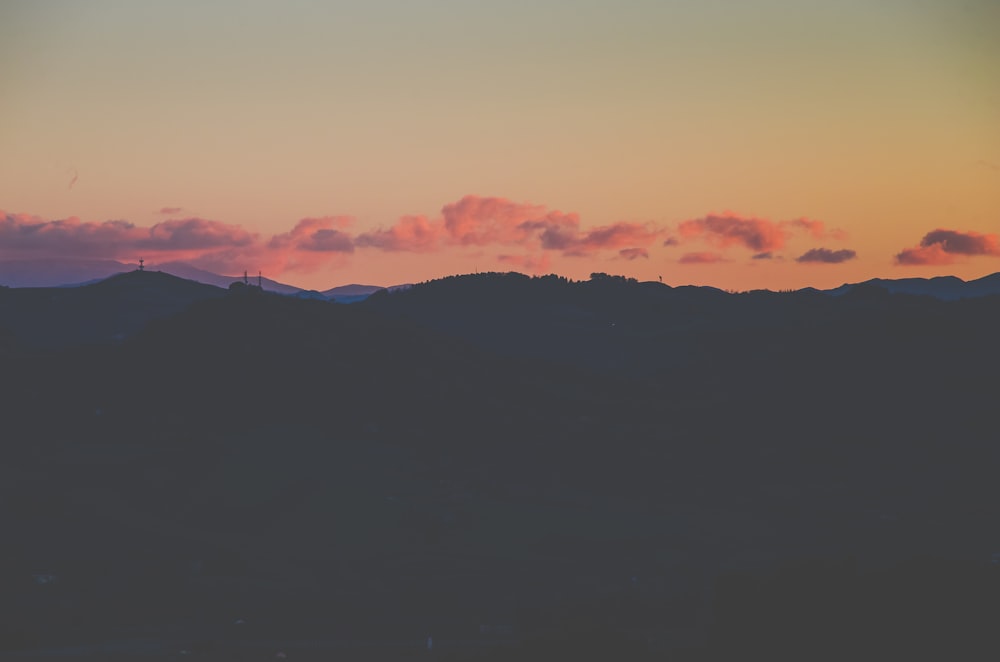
1;266;999;656
4;258;999;301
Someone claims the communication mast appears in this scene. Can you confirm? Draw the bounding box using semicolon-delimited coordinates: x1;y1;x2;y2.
138;258;144;272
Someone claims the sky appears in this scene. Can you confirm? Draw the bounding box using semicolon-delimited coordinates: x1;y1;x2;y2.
1;0;998;290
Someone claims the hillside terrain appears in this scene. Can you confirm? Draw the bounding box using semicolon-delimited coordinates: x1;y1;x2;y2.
0;271;226;349
1;271;998;659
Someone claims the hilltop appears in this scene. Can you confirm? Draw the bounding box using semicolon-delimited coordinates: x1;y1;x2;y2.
0;270;226;349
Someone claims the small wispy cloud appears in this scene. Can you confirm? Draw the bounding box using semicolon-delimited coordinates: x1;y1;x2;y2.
796;248;857;264
618;247;649;260
679;251;726;264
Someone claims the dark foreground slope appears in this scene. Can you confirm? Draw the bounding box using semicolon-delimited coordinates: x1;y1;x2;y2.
0;270;226;349
1;273;999;659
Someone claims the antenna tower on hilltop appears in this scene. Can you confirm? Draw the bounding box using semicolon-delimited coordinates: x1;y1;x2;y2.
139;258;144;272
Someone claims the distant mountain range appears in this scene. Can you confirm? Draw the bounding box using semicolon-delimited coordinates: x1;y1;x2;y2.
0;258;136;288
2;258;1000;301
826;272;1000;300
0;258;399;302
151;261;306;295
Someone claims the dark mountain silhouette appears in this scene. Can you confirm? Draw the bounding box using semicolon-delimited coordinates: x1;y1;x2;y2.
0;270;226;348
363;271;1000;382
0;258;411;302
0;258;308;294
2;270;999;658
322;283;387;297
826;271;1000;300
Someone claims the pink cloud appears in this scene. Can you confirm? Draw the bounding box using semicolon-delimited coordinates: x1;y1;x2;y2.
261;216;356;273
441;195;549;246
355;215;443;252
0;211;255;260
519;212;583;251
356;195;665;258
618;247;649;260
143;218;257;251
3;197;841;280
678;213;790;252
782;218;848;240
796;248;857;264
269;216;355;252
895;229;1000;265
570;222;662;256
679;251;726;264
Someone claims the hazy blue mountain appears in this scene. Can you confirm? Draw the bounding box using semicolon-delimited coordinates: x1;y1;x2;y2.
153;261;305;295
0;258;133;287
322;283;411;303
0;258;308;294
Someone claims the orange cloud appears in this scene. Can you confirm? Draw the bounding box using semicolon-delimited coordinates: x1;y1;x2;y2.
895;244;954;266
618;247;649;260
895;229;1000;265
782;218;848;240
679;251;726;264
442;195;549;246
355;214;443;252
158;206;183;215
678;213;790;252
676;213;847;257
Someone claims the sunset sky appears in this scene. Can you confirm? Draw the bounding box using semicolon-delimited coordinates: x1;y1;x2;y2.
2;0;998;290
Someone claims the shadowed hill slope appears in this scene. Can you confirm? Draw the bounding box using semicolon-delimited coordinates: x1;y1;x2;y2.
0;270;227;348
1;273;999;657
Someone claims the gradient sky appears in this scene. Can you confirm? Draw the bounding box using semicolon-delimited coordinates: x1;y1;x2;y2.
2;0;998;290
